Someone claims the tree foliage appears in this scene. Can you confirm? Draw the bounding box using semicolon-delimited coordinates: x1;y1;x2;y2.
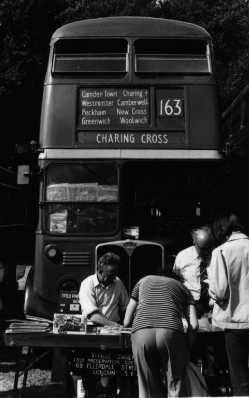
0;0;249;153
0;0;64;95
157;0;249;107
55;0;158;25
0;0;64;153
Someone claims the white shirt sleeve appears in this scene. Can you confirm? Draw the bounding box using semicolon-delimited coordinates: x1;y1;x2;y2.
208;248;229;303
173;253;180;274
79;278;99;318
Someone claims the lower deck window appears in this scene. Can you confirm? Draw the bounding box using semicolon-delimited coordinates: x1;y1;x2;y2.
46;203;118;234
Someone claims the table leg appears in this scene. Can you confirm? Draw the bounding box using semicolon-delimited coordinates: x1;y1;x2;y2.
12;347;31;398
51;348;68;381
51;348;71;393
20;367;29;398
13;370;20;398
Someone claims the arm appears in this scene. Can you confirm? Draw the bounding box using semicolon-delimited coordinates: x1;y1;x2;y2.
118;281;129;322
123;298;138;328
185;303;198;348
173;255;185;284
207;248;229;304
187;303;198;331
89;312;120;327
173;255;180;275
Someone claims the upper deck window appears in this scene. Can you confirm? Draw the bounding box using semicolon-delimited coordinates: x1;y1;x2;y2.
134;39;211;74
52;38;128;75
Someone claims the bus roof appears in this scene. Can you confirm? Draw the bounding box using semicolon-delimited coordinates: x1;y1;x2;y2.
51;16;211;41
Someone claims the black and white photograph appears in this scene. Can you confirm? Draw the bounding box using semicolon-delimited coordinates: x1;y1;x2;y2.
1;1;249;397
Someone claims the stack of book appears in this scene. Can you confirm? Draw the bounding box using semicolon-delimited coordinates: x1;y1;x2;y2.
5;316;52;334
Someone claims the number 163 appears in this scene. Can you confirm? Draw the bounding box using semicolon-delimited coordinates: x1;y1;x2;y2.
159;98;183;117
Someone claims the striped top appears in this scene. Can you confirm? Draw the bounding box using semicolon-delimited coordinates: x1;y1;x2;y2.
131;275;194;334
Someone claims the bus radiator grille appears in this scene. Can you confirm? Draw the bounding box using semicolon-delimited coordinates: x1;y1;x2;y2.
62;251;90;266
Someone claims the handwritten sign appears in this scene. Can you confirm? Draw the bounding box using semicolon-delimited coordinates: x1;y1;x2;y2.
72;352;136;377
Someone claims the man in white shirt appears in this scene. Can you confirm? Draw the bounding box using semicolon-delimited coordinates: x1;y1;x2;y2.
173;226;214;318
79;252;128;326
79;252;129;397
173;226;216;384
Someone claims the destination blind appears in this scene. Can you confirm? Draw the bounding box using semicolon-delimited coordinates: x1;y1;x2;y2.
77;87;185;147
78;88;150;129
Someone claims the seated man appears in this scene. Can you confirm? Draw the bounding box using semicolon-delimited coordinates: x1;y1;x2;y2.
79;252;129;397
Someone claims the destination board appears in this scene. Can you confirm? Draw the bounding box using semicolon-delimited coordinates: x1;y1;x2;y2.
77;87;186;147
78;88;150;130
78;131;185;147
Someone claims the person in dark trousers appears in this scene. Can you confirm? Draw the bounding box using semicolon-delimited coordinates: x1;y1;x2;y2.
208;213;249;396
124;273;198;398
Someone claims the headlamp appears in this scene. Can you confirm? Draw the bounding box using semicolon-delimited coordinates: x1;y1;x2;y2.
44;244;61;262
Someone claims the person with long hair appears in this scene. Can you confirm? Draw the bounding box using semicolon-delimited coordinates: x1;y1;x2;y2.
208;213;249;396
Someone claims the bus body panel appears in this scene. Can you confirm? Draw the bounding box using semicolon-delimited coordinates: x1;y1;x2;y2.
33;234;120;302
40;84;76;148
51;17;211;40
40;84;219;150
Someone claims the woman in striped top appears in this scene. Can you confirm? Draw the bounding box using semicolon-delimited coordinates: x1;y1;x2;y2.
124;274;198;398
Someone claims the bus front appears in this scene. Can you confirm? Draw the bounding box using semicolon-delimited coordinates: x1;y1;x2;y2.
26;17;227;318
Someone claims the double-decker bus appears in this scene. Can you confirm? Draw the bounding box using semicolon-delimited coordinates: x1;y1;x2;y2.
25;16;230;318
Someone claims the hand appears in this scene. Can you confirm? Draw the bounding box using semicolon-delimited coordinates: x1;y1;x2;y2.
209;298;215;307
190;320;199;332
107;321;123;329
113;323;123;330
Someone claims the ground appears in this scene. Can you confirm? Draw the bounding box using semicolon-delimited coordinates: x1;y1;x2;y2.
0;368;78;397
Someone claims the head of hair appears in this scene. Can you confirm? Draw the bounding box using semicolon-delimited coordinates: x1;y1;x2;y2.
191;225;214;250
97;252;120;272
212;213;244;244
191;225;215;262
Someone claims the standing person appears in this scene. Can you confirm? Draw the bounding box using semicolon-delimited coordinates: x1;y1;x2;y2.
79;252;129;398
208;213;249;396
124;273;198;398
173;226;218;385
173;226;214;319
